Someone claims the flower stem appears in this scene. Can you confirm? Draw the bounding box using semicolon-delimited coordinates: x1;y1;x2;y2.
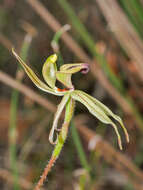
34;97;75;190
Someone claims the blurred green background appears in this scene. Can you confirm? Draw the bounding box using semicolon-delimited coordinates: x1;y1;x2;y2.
0;0;143;189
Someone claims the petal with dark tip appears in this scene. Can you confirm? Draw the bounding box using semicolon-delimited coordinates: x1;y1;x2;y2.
80;64;90;74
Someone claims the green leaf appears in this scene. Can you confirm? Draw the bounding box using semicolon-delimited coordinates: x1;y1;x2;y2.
12;48;65;96
42;54;57;88
71;90;125;150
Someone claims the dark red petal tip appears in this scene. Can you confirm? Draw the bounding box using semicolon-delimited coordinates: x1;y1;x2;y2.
81;64;90;74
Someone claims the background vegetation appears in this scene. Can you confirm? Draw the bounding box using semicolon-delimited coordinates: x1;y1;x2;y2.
0;0;143;189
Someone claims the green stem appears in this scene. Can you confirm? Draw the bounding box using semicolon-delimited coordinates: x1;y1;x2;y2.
34;96;74;190
57;0;96;56
51;24;70;66
52;28;91;176
71;120;91;174
9;34;32;190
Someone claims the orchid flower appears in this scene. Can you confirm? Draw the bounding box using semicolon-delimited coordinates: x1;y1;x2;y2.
12;48;129;190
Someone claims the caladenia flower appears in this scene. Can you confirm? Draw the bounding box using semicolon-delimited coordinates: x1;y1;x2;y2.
12;48;129;190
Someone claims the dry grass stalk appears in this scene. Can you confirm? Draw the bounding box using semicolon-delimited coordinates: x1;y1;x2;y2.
0;33;13;51
19;114;52;161
96;0;143;81
26;0;90;63
0;71;56;112
0;168;33;190
0;1;142;188
76;119;143;189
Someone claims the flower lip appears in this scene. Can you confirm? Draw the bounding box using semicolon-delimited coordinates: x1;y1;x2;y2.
55;86;74;93
80;64;90;74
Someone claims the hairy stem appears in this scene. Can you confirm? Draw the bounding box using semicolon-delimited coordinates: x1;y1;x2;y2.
34;97;75;190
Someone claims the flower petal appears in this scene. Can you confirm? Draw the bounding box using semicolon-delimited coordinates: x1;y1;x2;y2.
56;63;89;89
42;54;57;88
77;90;129;143
12;48;64;96
71;90;123;150
49;93;70;144
52;97;75;158
56;71;73;89
60;63;89;74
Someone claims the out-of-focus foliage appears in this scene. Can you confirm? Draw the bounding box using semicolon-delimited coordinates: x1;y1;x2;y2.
0;0;143;190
